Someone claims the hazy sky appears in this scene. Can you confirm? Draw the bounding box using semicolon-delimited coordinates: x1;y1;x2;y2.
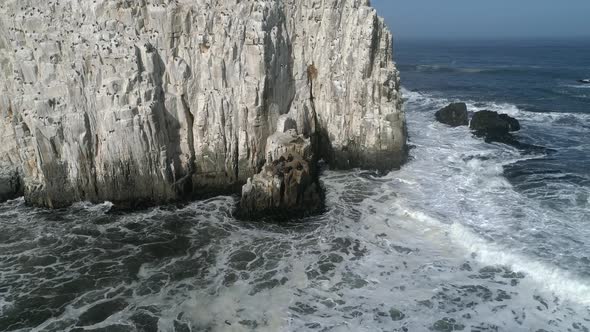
371;0;590;40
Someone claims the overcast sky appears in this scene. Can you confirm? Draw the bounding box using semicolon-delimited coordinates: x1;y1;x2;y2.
371;0;590;40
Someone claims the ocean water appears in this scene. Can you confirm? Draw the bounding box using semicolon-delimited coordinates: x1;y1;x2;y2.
1;39;589;331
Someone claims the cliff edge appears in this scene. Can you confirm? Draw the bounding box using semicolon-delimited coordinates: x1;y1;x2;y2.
0;0;405;208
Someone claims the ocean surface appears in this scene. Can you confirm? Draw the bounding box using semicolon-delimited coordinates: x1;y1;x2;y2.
1;39;589;331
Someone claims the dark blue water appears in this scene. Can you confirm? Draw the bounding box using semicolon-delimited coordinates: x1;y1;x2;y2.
397;38;590;114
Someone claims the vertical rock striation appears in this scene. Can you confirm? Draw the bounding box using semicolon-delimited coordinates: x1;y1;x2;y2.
0;0;405;208
283;0;406;171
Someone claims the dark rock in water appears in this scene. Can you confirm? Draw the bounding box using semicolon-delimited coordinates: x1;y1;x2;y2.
470;110;520;135
498;114;521;131
77;298;128;326
238;152;323;220
435;103;469;127
468;110;536;151
0;167;22;202
578;79;590;84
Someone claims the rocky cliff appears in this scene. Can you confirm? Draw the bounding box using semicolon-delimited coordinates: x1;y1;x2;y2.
0;0;405;208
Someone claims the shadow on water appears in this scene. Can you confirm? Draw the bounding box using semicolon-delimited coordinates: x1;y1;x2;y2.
472;131;554;155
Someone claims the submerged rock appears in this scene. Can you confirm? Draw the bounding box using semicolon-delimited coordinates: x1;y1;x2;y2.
470;110;521;135
469;110;547;152
435;103;469;127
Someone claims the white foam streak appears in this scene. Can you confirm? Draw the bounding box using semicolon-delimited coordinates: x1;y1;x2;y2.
402;87;590;123
450;223;590;305
392;201;590;306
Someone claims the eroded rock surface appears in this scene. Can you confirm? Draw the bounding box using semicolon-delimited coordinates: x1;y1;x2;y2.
239;115;322;218
239;153;322;219
0;0;405;207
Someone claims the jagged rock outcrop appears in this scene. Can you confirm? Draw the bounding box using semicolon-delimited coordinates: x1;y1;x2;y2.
239;147;323;220
470;111;521;136
238;115;322;218
435;103;468;127
0;0;405;208
239;153;322;219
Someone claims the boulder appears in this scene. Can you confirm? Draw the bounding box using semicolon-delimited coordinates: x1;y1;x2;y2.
238;153;323;220
435;103;469;127
470;110;520;135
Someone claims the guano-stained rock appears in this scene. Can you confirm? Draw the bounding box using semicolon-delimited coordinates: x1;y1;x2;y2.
0;0;406;208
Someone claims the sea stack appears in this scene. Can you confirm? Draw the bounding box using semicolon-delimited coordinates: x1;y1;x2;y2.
0;0;406;214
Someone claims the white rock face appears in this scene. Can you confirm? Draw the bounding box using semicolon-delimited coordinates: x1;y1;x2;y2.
0;0;405;207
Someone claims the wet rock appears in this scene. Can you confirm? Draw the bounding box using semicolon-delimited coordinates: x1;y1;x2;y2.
238;152;323;220
77;298;128;326
470;110;521;135
435;103;469;127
